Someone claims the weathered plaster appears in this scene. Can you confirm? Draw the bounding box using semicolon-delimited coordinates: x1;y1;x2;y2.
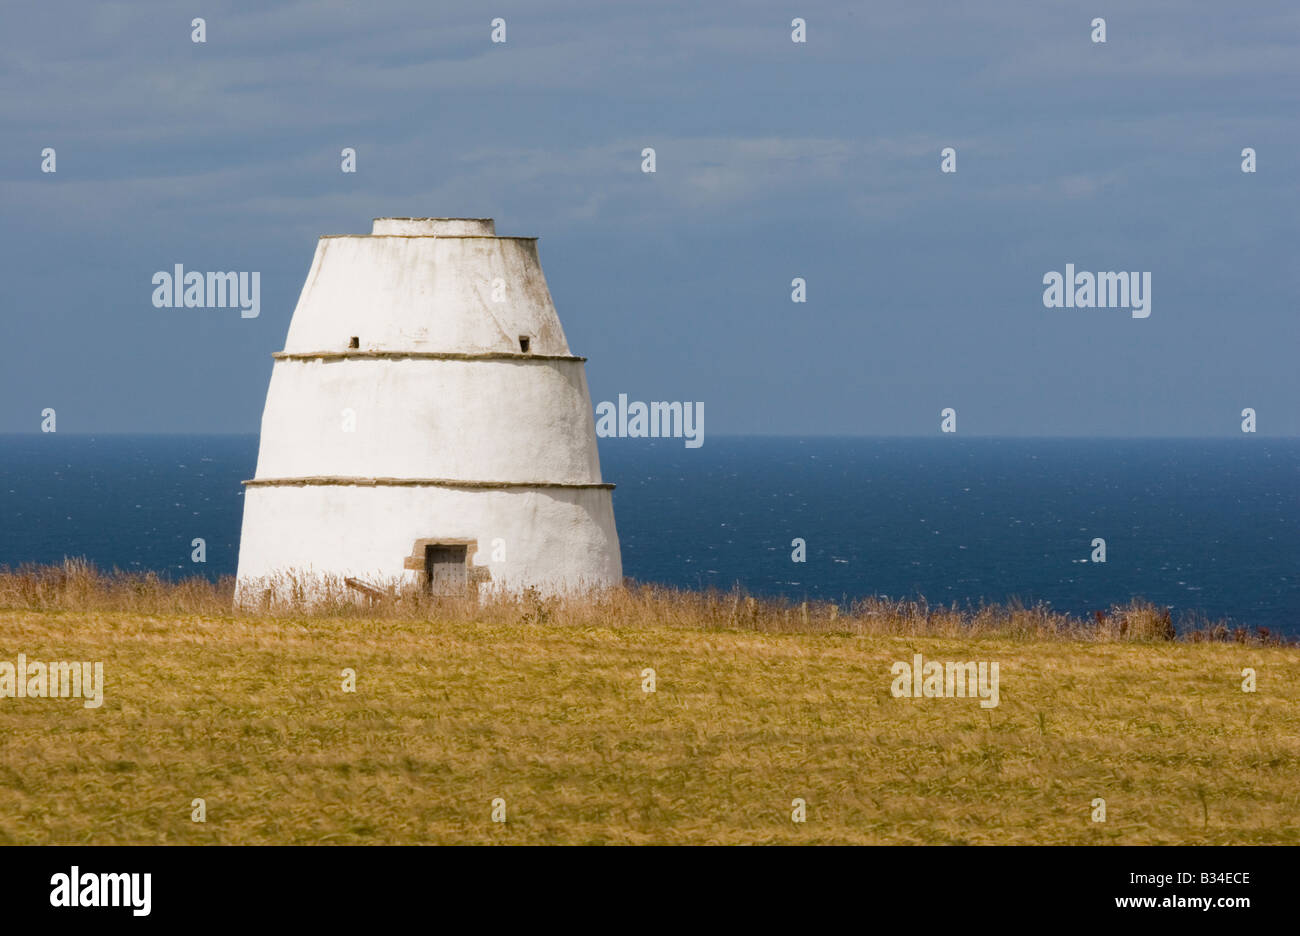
235;218;622;604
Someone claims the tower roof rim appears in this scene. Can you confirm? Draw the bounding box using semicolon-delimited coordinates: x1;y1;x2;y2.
319;234;537;240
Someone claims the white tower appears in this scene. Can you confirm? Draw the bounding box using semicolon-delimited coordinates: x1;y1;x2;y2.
235;217;622;603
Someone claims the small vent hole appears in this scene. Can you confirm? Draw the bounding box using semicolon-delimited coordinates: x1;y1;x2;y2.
519;336;531;353
348;336;359;349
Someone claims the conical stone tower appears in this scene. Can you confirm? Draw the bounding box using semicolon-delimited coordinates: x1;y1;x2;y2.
235;217;622;603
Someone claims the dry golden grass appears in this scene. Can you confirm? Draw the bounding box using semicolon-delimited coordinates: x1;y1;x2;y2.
0;559;1287;644
0;562;1296;844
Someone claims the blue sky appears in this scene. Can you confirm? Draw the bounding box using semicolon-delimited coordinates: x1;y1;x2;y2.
2;0;1297;435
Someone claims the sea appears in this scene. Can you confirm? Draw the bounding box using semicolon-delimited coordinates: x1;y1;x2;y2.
1;435;1296;634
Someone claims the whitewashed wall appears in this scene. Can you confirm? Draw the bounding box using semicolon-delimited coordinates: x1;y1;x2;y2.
235;218;622;603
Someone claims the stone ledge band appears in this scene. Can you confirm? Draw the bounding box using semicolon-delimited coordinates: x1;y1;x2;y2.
243;476;615;490
272;351;587;362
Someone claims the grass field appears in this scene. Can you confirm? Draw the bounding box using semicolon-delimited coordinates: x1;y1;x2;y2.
1;566;1296;845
